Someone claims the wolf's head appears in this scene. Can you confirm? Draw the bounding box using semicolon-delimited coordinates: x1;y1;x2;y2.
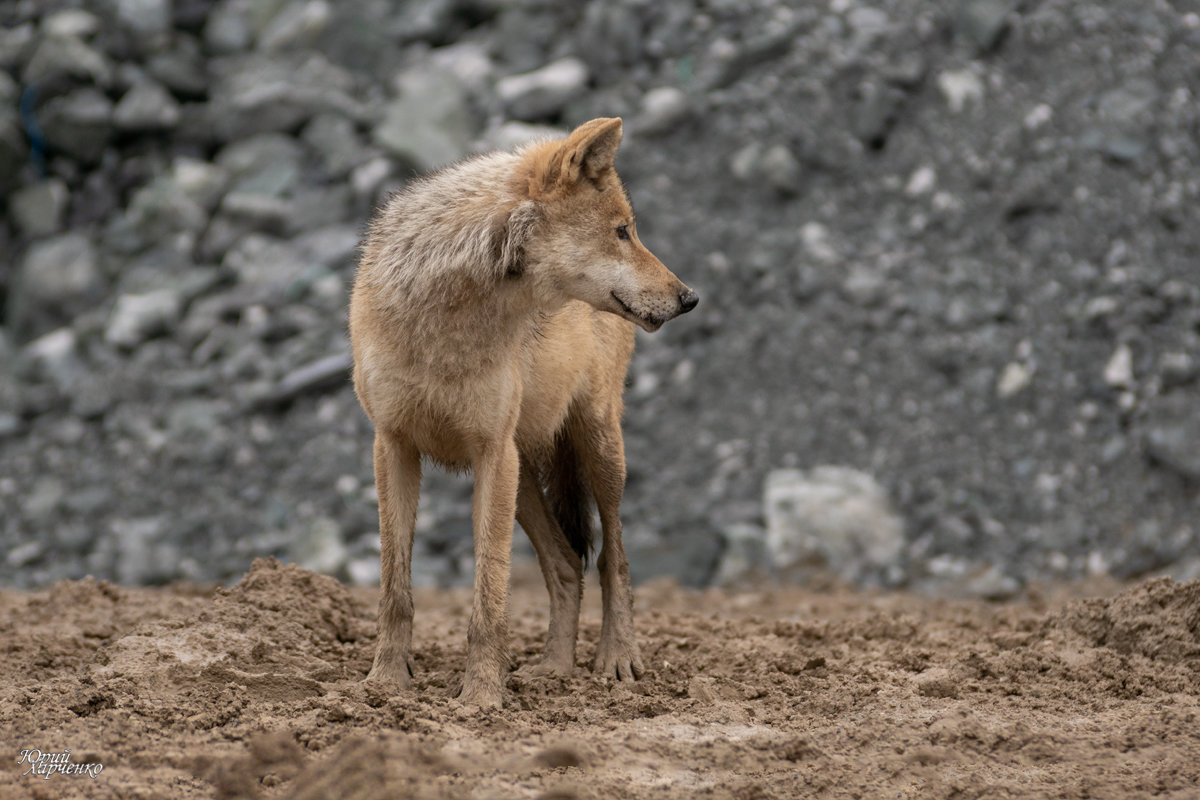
505;118;698;332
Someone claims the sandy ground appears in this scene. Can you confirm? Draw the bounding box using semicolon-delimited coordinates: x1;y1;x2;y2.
1;559;1198;800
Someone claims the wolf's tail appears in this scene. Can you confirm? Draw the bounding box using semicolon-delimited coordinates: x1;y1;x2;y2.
545;430;595;566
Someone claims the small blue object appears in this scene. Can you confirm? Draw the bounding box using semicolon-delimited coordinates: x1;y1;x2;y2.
19;84;46;177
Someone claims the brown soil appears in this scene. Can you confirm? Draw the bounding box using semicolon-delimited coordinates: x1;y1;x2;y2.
2;558;1199;799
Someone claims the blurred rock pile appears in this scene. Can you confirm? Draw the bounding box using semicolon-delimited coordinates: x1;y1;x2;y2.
2;0;1199;593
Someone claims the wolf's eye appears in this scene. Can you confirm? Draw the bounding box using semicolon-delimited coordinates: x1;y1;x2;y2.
616;224;630;240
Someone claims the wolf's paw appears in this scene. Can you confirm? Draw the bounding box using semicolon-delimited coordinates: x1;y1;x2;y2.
366;652;414;689
593;637;644;682
456;680;504;710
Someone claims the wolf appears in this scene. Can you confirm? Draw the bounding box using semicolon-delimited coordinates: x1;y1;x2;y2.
348;117;698;708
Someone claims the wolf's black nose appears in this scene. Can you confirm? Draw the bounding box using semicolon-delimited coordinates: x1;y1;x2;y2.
679;289;699;313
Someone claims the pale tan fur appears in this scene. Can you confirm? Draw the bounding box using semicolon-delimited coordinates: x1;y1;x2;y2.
349;118;697;708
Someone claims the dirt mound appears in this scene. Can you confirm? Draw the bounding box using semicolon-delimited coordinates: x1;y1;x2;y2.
1057;577;1200;665
92;558;373;700
3;567;1200;799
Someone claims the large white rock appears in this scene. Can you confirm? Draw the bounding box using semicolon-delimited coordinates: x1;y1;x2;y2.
764;466;905;581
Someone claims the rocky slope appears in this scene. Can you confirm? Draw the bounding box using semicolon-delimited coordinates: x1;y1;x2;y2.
2;0;1199;592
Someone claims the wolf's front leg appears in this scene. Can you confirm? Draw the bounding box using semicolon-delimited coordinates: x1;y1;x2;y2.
581;417;644;681
460;437;519;708
368;430;422;687
594;522;644;681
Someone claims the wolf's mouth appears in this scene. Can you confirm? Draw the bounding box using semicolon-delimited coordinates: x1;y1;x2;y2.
610;292;663;332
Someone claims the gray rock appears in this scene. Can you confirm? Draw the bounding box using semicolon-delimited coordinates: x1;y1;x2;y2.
800;222;840;265
105;290;185;349
7;541;43;568
22;35;113;87
249;351;352;410
1108;519;1186;580
43;10;102;39
109;517;179;585
146;36;209;98
161;160;227;219
429;40;493;92
1103;343;1134;388
1159;352;1198;391
764;466;906;583
218;191;293;234
955;0;1017;51
204;0;254;54
301;113;370;178
222;233;311;298
496;58;589;120
9;179;69;239
1143;393;1200;481
21;327;87;389
26;476;67;522
627;524;723;588
842;265;887;307
282;183;353;234
293;224;361;271
373;67;475;172
633;86;691;136
114;160;226;250
696;19;804;92
711;522;769;586
847;7;891;51
996;361;1032;398
62;482;114;520
0;23;34;71
346;557;379;586
730;141;802;194
962;564;1021;600
293;516;348;576
854;80;904;147
1081;79;1158;162
759;143;803;194
39;88;114;163
729;142;762;181
259;0;332;52
12;233;104;336
0;414;19;438
217;131;304;191
1083;132;1147;162
390;0;464;46
166;398;227;442
207;52;361;142
349;156;395;208
196;214;249;264
117;0;173;44
411;540;454;589
480;121;564;153
937;69;984;113
113;80;182;131
574;3;645;76
207;133;303;235
0;100;24;199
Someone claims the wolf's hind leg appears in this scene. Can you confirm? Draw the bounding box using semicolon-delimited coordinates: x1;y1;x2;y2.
516;459;583;676
367;429;421;687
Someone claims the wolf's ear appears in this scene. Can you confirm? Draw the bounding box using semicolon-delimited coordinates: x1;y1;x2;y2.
493;200;539;277
547;117;623;189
